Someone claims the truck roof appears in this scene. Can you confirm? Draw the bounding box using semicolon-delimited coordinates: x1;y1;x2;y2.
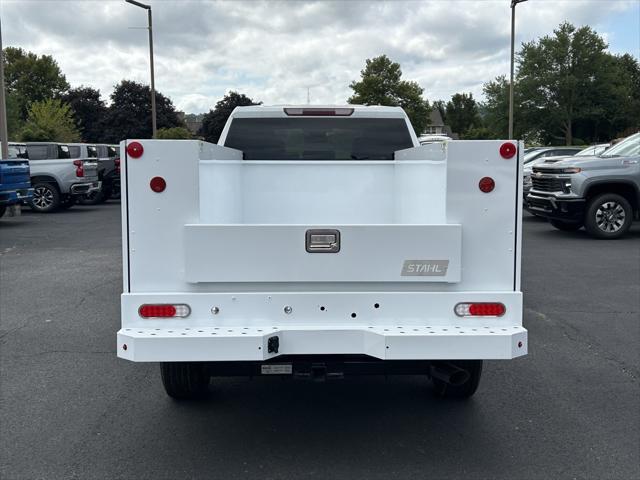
230;105;408;118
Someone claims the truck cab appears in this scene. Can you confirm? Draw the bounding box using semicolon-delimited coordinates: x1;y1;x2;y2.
117;106;527;400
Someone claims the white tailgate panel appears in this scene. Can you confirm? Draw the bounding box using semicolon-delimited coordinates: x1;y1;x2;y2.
184;224;461;283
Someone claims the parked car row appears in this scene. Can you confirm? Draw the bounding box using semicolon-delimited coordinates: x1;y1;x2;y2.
6;142;120;213
525;133;640;239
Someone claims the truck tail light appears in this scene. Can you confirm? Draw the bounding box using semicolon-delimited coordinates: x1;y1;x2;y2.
455;303;506;317
284;107;354;116
139;304;191;318
114;158;120;174
73;160;84;177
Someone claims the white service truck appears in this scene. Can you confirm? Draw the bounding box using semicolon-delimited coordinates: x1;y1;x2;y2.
117;105;527;400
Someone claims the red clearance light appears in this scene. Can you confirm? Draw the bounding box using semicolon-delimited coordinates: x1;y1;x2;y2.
500;142;517;159
284;107;354;116
479;176;495;193
127;141;144;158
73;160;84;177
455;303;506;317
150;176;166;193
138;304;191;318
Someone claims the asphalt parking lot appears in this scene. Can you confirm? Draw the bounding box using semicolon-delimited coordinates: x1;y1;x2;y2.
1;203;639;480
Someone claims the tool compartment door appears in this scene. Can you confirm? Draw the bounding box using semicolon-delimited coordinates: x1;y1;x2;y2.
184;224;461;283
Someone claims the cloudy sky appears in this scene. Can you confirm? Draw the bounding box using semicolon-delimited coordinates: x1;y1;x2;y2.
2;0;639;113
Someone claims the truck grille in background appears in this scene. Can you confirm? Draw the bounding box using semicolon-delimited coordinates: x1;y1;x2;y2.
531;176;563;192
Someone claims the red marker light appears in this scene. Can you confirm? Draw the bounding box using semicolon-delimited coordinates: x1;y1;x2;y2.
479;177;495;193
500;142;516;159
150;176;166;193
127;141;144;158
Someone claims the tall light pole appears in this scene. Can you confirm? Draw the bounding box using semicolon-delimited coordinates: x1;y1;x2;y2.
0;17;9;158
509;0;527;140
125;0;157;138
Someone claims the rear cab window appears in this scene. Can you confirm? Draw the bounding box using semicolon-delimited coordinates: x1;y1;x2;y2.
224;118;414;160
88;146;98;158
57;145;70;159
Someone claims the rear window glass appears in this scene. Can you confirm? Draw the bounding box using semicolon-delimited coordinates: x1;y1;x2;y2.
107;146;117;157
87;146;98;157
57;145;70;159
68;146;80;158
27;145;48;160
224;118;413;160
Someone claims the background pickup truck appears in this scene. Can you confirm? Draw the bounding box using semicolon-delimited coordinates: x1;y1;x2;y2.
118;105;527;401
24;142;101;213
1;144;33;218
526;132;640;238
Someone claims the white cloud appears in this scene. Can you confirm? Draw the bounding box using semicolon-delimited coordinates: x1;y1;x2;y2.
1;0;637;113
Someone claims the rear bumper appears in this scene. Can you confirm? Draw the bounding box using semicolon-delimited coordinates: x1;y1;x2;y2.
70;180;101;195
0;187;33;205
525;193;585;222
117;325;528;362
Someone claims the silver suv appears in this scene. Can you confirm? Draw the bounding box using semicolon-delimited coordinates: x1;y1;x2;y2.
526;133;640;239
25;142;100;213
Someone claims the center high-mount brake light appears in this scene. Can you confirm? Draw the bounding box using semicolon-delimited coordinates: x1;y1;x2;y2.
139;304;191;318
73;160;84;178
455;303;506;317
284;107;354;116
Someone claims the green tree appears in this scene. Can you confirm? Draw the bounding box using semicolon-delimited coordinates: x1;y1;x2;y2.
517;22;615;145
60;86;107;143
199;91;261;143
6;92;23;140
348;55;430;134
19;99;81;142
103;80;184;142
445;93;480;138
3;47;69;120
156;127;193;139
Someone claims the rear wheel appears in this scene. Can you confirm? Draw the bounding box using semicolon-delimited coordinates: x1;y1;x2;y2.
29;182;60;213
160;362;209;400
0;205;6;218
430;360;483;399
549;219;582;231
584;193;633;239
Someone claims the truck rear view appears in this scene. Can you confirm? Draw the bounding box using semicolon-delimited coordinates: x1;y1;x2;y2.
118;106;527;399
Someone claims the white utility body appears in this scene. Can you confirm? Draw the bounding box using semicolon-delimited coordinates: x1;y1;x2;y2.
118;105;527;399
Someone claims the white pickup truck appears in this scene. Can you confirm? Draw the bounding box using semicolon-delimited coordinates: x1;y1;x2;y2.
117;105;527;400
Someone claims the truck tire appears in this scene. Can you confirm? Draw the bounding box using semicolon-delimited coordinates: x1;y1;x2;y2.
549;219;582;231
78;190;105;205
29;182;61;213
584;193;633;239
431;360;482;399
160;362;209;399
0;205;6;218
59;195;77;210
